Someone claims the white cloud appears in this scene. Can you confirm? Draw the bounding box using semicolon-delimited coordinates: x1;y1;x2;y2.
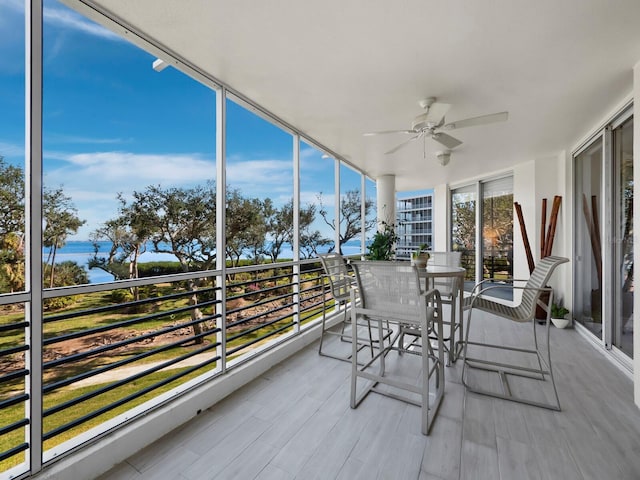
46;133;132;145
226;158;293;197
42;149;217;239
43;4;122;42
0;141;25;159
18;146;336;240
46;150;216;185
43;150;303;239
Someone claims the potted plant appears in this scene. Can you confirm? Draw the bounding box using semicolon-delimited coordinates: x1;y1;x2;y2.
550;303;570;328
411;243;430;269
367;221;398;260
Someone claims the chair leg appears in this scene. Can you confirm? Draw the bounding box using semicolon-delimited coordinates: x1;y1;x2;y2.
460;307;474;389
421;313;445;435
319;298;355;363
461;307;561;411
350;306;358;408
318;293;329;355
320;298;383;363
421;319;430;435
350;314;389;410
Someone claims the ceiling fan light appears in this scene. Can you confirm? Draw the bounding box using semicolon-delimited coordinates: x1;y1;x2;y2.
435;150;451;166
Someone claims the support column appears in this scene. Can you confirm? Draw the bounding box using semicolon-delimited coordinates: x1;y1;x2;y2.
633;61;640;407
433;184;449;250
376;175;396;230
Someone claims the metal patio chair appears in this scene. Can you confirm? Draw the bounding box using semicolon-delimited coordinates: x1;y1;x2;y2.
318;253;376;362
349;260;445;435
461;255;569;410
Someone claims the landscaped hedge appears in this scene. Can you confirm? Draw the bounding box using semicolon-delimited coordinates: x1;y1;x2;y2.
137;262;185;277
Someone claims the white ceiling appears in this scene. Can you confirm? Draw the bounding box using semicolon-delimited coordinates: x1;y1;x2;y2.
76;0;640;191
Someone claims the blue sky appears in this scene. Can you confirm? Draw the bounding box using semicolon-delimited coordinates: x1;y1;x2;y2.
1;0;359;241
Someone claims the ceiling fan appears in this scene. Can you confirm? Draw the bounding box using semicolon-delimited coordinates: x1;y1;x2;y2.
363;97;508;156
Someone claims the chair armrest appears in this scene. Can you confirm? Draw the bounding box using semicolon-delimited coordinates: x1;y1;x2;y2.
469;277;529;296
422;288;444;317
421;288;443;302
473;283;552;297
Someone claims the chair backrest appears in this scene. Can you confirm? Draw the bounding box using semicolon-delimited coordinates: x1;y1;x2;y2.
318;253;353;301
518;256;569;315
350;260;426;324
427;251;462;296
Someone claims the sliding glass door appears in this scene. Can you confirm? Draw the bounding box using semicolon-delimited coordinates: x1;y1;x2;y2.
613;116;633;357
451;185;476;285
451;176;513;299
482;177;514;285
574;138;603;337
574;110;633;360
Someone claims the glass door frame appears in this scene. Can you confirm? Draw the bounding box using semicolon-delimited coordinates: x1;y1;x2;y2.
572;103;633;368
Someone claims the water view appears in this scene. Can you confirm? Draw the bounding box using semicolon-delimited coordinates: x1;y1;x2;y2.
47;240;365;284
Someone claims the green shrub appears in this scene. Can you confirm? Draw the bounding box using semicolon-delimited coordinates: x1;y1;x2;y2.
43;296;75;311
110;289;133;303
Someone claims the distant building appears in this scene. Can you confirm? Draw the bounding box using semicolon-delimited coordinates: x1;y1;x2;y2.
396;193;433;259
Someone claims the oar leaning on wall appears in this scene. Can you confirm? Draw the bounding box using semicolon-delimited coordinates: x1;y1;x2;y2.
514;195;563;273
515;196;562;322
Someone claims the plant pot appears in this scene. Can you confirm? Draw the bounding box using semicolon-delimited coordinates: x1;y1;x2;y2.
551;317;570;329
411;253;429;269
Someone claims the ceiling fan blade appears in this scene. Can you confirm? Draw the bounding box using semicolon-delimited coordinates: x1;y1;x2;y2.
363;129;416;136
385;134;420;154
443;111;508;130
425;102;451;124
432;132;463;149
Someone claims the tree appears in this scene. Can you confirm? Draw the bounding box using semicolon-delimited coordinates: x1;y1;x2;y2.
318;189;375;254
0;157;24;239
451;195;476;279
0;157;25;294
297;202;330;259
482;193;513;277
42;187;85;288
90;193;155;298
299;229;331;259
44;260;90;287
451;196;476;251
262;200;327;262
225;189;265;267
263;200;292;262
243;197;271;264
42;261;90;311
129;182;217;342
133;183;218;270
0;232;25;293
482;193;513;255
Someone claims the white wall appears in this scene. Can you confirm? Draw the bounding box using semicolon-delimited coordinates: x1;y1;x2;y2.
513;161;536;284
534;153;570;302
512;154;570;304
